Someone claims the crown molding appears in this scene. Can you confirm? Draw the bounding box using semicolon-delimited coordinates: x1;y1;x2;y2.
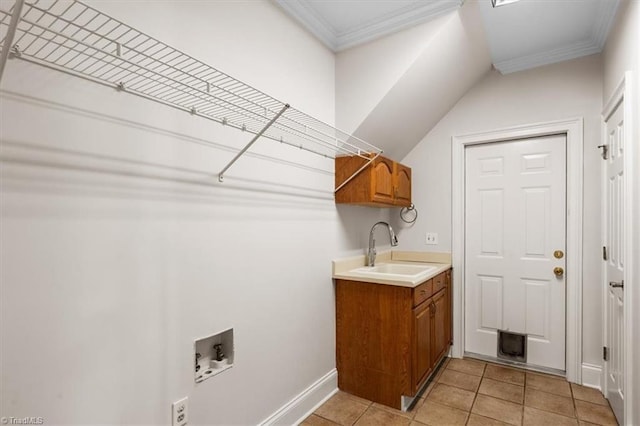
494;0;620;74
334;1;463;51
274;0;462;52
494;39;600;74
274;0;338;50
592;0;620;50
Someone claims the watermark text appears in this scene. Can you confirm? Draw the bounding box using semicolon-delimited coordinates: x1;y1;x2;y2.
1;417;44;425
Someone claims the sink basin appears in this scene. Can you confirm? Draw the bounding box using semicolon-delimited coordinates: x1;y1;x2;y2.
356;263;436;275
350;263;437;282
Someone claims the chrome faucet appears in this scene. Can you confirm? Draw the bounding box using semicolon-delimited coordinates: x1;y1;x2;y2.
367;221;399;266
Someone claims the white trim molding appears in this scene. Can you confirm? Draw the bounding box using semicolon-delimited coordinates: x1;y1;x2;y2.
581;363;603;390
274;0;462;52
494;40;602;75
601;71;637;426
494;0;620;74
451;118;584;384
259;369;337;426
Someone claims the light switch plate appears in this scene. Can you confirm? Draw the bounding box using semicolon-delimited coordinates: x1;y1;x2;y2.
425;232;438;245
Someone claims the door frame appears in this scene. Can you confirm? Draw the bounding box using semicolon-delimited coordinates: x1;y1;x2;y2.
601;71;635;424
452;117;584;383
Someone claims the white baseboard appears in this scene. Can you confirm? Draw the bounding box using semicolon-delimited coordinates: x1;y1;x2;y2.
259;369;338;426
581;363;602;390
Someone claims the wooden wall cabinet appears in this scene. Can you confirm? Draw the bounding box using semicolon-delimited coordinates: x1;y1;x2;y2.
335;154;412;207
335;269;452;410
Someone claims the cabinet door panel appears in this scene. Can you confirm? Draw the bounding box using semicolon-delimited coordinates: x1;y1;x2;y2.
394;163;412;206
432;290;447;363
335;154;411;207
371;157;395;203
413;301;433;392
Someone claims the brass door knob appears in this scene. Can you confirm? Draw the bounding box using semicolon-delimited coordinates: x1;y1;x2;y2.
553;267;564;277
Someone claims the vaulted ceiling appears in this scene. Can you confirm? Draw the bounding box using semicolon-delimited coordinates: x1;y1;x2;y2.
275;0;620;160
276;0;620;74
334;1;492;160
479;0;619;73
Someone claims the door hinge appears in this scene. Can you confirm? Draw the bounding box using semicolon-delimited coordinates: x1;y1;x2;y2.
603;346;608;361
602;246;608;261
597;144;609;160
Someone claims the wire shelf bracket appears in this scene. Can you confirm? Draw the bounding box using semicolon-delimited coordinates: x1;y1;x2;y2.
0;0;24;82
218;103;289;182
0;0;384;189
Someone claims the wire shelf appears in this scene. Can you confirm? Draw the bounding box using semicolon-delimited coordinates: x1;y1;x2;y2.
0;0;382;184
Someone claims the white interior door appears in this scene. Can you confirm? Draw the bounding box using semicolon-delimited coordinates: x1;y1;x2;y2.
464;135;567;371
604;100;625;424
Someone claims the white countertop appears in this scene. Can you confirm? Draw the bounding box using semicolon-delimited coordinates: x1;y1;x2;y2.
332;251;452;288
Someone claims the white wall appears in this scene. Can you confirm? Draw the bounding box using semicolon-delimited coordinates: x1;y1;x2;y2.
0;1;389;424
603;0;640;102
395;54;604;367
335;13;451;135
602;1;640;424
335;1;491;160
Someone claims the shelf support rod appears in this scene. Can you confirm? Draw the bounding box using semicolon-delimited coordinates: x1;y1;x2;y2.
334;151;382;193
0;0;25;85
218;103;289;182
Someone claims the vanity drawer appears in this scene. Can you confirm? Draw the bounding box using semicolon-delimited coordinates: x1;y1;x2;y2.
413;279;433;306
433;272;446;294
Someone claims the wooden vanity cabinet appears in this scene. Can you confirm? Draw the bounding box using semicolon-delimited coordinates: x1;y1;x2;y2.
335;154;411;207
431;290;448;365
412;299;433;392
335;269;452;410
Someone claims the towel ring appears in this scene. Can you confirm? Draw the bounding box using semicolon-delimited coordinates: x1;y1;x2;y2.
400;204;418;224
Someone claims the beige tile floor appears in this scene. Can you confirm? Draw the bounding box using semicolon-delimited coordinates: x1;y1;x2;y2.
302;358;618;426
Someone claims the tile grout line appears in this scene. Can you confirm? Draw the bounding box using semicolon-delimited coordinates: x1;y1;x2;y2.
524;374;583;421
349;399;372;426
437;368;484;394
476;375;525;404
464;362;487;426
476;363;527;425
308;360;619;426
522;370;526;426
307;412;341;425
312;412;340;425
569;382;580;424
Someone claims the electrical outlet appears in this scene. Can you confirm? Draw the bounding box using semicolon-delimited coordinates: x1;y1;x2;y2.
425;232;438;245
172;397;188;426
